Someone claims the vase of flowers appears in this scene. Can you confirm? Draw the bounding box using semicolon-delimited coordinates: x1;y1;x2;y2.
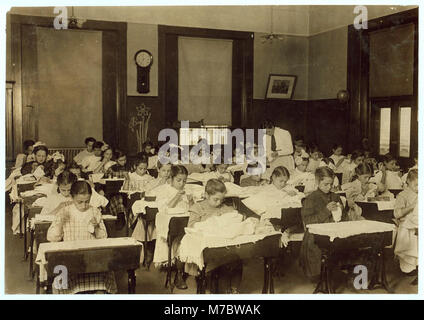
129;103;152;153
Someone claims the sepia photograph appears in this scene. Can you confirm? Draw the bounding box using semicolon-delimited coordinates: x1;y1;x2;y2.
2;3;419;297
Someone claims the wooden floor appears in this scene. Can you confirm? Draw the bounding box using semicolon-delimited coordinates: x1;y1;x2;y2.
4;203;417;295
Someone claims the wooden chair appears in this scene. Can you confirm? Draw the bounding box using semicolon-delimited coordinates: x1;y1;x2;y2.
165;216;189;293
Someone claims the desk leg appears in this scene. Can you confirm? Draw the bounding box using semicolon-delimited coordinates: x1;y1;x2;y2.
165;237;174;293
23;214;28;260
369;249;394;293
313;252;332;294
197;267;207;294
29;229;34;279
269;259;275;294
35;266;40;294
142;218;148;267
19;201;23;238
128;269;136;294
262;258;269;294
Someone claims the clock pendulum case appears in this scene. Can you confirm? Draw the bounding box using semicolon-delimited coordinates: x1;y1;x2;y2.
134;49;153;94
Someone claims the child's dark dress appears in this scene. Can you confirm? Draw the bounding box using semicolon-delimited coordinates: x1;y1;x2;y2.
300;189;346;278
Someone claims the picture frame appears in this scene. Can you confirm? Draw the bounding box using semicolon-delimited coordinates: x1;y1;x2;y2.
265;74;297;99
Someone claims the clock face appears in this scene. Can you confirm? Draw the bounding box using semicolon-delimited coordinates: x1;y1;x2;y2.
135;50;152;68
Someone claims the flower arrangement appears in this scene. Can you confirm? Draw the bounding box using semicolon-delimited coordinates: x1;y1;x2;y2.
129;103;152;153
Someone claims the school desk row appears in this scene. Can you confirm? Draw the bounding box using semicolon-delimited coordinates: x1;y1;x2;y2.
15;186;397;294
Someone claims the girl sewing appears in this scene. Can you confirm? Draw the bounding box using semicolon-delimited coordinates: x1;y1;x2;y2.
188;179;242;293
329;144;347;173
300;166;346;280
47;180;117;294
127;156;154;190
93;146;116;174
14;139;35;169
41;171;108;215
394;169;418;277
342;163;379;221
153;165;194;290
341;150;364;184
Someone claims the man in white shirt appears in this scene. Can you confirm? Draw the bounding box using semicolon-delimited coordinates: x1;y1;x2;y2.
261;120;295;174
74;137;96;165
81;141;103;172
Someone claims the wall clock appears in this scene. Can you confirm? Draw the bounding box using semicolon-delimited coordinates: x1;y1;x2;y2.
135;49;153;94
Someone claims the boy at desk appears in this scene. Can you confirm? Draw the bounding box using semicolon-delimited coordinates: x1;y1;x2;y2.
188;179;243;293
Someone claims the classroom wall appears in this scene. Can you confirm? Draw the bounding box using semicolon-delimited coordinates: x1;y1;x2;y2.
254;33;309;100
308;27;347;100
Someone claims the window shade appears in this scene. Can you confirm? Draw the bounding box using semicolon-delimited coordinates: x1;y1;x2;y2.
178;37;233;126
36;27;103;147
369;23;415;98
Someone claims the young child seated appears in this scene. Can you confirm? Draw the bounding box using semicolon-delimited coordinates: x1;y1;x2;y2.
47;181;117;294
289;157;315;194
14;139;35;169
93;147;116;174
188;179;243;293
106;150;129;179
293;135;309;164
41;171;108;215
394;169;418;276
81;141;103;173
137;141;156;159
240;163;268;187
126;156;154;191
381;153;403;190
342;150;364;184
401;154;418;187
306;145;322;173
329;144;347;173
300;167;346;280
212;162;234;183
342;163;379;221
153;165;194;289
73;137;96;166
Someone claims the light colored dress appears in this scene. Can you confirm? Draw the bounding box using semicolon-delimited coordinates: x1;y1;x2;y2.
394;188;418;273
342;179;378;220
73;150;93;166
47;204;117;294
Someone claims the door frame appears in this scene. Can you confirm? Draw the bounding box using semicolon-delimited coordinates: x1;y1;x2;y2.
8;13;127;153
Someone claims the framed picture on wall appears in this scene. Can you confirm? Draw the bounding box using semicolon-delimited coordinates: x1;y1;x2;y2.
265;74;297;99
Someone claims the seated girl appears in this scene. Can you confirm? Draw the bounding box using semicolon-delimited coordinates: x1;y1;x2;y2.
300;167;347;280
211;162;234;183
341;150;364;184
329;144;348;174
306;145;322;173
342;163;380;221
126;156;155;191
47;181;116;294
93;147;116;174
81;141;103;173
394;169;418;275
380;153;403;190
40;171;108;215
188;179;242;293
10;144;50;234
131;161;172;266
293;135;309;164
14;139;35;169
289;157;316;194
240;163;268;187
43;152;66;183
106;150;129;179
153;165;194;290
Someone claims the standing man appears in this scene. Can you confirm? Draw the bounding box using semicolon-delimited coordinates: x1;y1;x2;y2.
261;120;295;174
74;137;96;165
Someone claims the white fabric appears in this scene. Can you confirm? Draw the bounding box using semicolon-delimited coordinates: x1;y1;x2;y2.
395;204;418;272
242;184;303;219
179;211;280;271
307;220;395;242
36;238;140;282
81;155;101;172
386;170;403;190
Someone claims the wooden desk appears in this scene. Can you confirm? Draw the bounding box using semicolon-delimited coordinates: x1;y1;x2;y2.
197;233;282;294
36;238;142;294
21;194;46;260
355;201;394;224
30;215;118;280
312;225;393;294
